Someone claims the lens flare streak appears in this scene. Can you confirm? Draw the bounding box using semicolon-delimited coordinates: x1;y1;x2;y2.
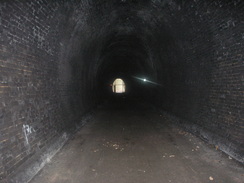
132;76;161;86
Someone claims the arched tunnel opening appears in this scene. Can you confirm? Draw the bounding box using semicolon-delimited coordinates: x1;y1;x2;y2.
0;0;243;182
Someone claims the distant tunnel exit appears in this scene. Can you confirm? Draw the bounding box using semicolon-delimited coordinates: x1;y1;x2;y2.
112;78;126;93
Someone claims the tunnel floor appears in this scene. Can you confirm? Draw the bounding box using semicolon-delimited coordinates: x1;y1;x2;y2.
30;98;243;183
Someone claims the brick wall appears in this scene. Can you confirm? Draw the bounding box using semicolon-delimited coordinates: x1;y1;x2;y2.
0;1;93;181
0;0;243;181
152;0;244;161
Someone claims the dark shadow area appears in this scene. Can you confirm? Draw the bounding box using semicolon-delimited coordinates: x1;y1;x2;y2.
0;0;243;181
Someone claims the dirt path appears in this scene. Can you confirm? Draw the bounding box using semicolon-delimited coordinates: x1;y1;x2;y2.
30;99;244;183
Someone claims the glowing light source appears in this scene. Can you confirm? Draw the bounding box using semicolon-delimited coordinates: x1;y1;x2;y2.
132;76;161;86
112;78;126;93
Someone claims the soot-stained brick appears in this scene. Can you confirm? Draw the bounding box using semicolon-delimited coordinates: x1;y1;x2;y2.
0;0;243;181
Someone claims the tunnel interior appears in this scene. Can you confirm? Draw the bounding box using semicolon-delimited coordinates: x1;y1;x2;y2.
0;0;243;181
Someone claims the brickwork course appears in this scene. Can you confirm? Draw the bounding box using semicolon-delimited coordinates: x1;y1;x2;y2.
0;0;243;181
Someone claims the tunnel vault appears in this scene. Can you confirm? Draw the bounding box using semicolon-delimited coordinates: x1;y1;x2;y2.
0;0;243;181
